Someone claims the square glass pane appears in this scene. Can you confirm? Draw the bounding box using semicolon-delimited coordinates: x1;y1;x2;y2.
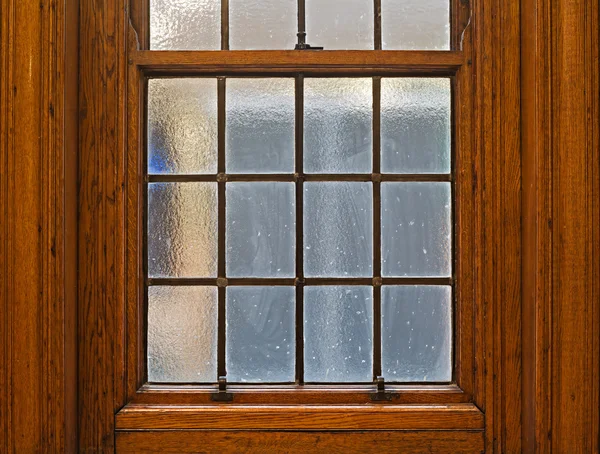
304;78;372;174
381;78;451;174
226;78;295;173
226;182;295;278
304;182;373;278
382;182;452;277
382;0;450;50
304;286;373;382
148;183;218;278
148;79;218;175
382;286;452;382
148;286;218;383
226;287;295;382
150;0;220;50
306;0;374;50
230;0;297;50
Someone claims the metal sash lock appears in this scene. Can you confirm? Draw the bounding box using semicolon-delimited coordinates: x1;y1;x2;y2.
371;376;392;402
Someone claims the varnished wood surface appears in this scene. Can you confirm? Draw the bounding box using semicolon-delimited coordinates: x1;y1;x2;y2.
115;404;484;431
0;0;77;451
116;430;485;453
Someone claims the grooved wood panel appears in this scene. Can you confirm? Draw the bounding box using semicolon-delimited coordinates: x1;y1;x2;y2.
0;0;75;451
116;430;485;453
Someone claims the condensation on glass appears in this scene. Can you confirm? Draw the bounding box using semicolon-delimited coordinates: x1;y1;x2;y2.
226;182;296;278
304;78;372;174
150;0;451;51
304;286;373;382
226;287;296;382
145;74;454;385
382;286;452;382
226;78;295;174
381;78;451;174
148;286;218;382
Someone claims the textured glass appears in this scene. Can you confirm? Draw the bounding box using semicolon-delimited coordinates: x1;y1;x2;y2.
306;0;374;50
381;78;451;174
150;0;220;50
382;183;452;277
304;183;373;278
381;0;450;50
230;0;297;50
304;78;372;174
226;183;295;278
148;286;218;383
148;79;218;175
226;287;295;382
148;183;218;278
304;286;373;382
382;286;452;382
226;79;295;173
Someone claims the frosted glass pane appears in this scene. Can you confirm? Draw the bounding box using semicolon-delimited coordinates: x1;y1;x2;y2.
148;183;217;278
150;0;220;50
230;0;297;50
304;78;372;174
381;78;451;174
306;0;374;50
304;183;373;278
382;286;452;382
226;79;295;173
226;287;295;382
382;183;451;277
382;0;450;50
304;286;373;382
148;286;218;383
226;183;295;278
148;79;218;175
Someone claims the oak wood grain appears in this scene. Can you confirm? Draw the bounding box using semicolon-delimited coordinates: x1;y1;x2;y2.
116;430;485;453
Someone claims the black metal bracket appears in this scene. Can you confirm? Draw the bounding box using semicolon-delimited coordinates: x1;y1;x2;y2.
295;32;323;50
371;376;392;402
211;376;234;403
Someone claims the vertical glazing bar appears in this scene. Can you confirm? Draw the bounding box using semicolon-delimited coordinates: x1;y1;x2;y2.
222;0;230;50
295;75;305;384
372;77;382;379
374;0;382;50
217;78;227;379
297;0;306;46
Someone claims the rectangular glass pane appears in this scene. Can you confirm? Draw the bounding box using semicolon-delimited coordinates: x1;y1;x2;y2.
226;287;295;382
381;0;450;50
230;0;297;50
382;182;452;277
150;0;220;50
148;79;218;175
304;286;373;382
148;183;218;278
304;78;372;174
304;182;373;278
381;78;451;174
226;78;295;173
226;182;295;278
306;0;374;50
382;286;452;382
148;286;218;383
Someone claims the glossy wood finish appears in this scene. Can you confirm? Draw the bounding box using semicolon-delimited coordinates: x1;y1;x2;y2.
116;431;485;453
0;0;78;452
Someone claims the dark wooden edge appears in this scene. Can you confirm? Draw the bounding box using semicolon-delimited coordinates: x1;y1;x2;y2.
116;430;485;454
115;403;484;431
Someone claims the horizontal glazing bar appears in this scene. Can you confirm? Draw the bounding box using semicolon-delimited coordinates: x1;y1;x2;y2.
147;277;453;286
134;50;465;75
147;173;452;183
